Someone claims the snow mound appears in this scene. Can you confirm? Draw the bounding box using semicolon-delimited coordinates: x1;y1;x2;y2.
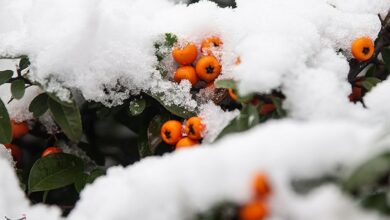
69;120;389;220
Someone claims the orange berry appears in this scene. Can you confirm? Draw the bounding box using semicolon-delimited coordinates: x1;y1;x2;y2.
253;172;271;199
235;56;241;65
161;120;183;145
195;56;221;82
11;120;29;139
201;36;222;55
259;104;276;116
172;43;198;65
175;137;198;149
174;66;199;86
228;88;238;101
185;117;204;140
4;144;22;162
351;37;374;61
239;200;269;220
41;146;62;157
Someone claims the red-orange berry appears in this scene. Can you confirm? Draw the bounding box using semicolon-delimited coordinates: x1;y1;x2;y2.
172;43;198;65
161;120;183;145
239;200;269;220
41;146;62;157
175;137;199;150
4;144;22;162
174;66;199;86
195;56;222;82
11;120;29;139
351;37;374;61
185;117;204;140
252;172;271;199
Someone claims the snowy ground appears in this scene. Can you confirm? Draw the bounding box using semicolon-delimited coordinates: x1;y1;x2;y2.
1;0;390;219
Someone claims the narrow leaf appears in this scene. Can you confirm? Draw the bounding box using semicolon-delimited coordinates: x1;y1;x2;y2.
0;99;12;144
382;48;390;70
147;114;169;154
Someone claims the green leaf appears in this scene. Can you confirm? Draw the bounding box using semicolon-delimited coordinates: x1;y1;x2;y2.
147;114;169;154
28;153;84;193
74;169;105;193
362;77;381;91
11;79;25;99
29;93;49;117
74;173;88;193
360;191;390;215
343;152;390;193
128;99;146;116
19;56;30;70
145;91;196;118
365;65;376;77
48;97;83;141
0;70;13;85
138;122;151;158
86;169;105;184
0;99;12;144
215;79;236;89
382;48;390;70
271;97;287;117
46;92;74;107
164;33;178;47
217;104;259;139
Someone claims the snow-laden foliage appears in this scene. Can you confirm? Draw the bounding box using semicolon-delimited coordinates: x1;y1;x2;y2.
0;0;389;219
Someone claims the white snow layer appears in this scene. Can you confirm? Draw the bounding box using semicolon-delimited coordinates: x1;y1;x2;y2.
0;0;390;219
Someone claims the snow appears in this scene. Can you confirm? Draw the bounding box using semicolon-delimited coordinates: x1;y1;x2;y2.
198;101;239;143
69;120;390;220
0;0;389;219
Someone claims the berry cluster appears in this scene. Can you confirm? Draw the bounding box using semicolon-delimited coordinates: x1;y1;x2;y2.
160;116;204;149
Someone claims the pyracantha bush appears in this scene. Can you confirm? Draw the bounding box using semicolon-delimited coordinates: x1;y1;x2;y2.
0;0;390;219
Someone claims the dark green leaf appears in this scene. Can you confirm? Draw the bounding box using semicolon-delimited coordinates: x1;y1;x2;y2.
360;191;390;215
215;79;236;89
128;99;146;116
11;79;25;99
0;99;12;144
271;97;287;117
145;91;196;118
362;77;381;91
0;70;13;85
147;114;169;154
29;93;49;117
48;97;82;141
86;169;105;184
46;92;74;107
382;48;390;70
19;56;30;70
74;173;88;193
217;104;259;139
365;65;376;77
137;126;151;158
343;152;390;193
28;153;84;193
164;33;178;47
